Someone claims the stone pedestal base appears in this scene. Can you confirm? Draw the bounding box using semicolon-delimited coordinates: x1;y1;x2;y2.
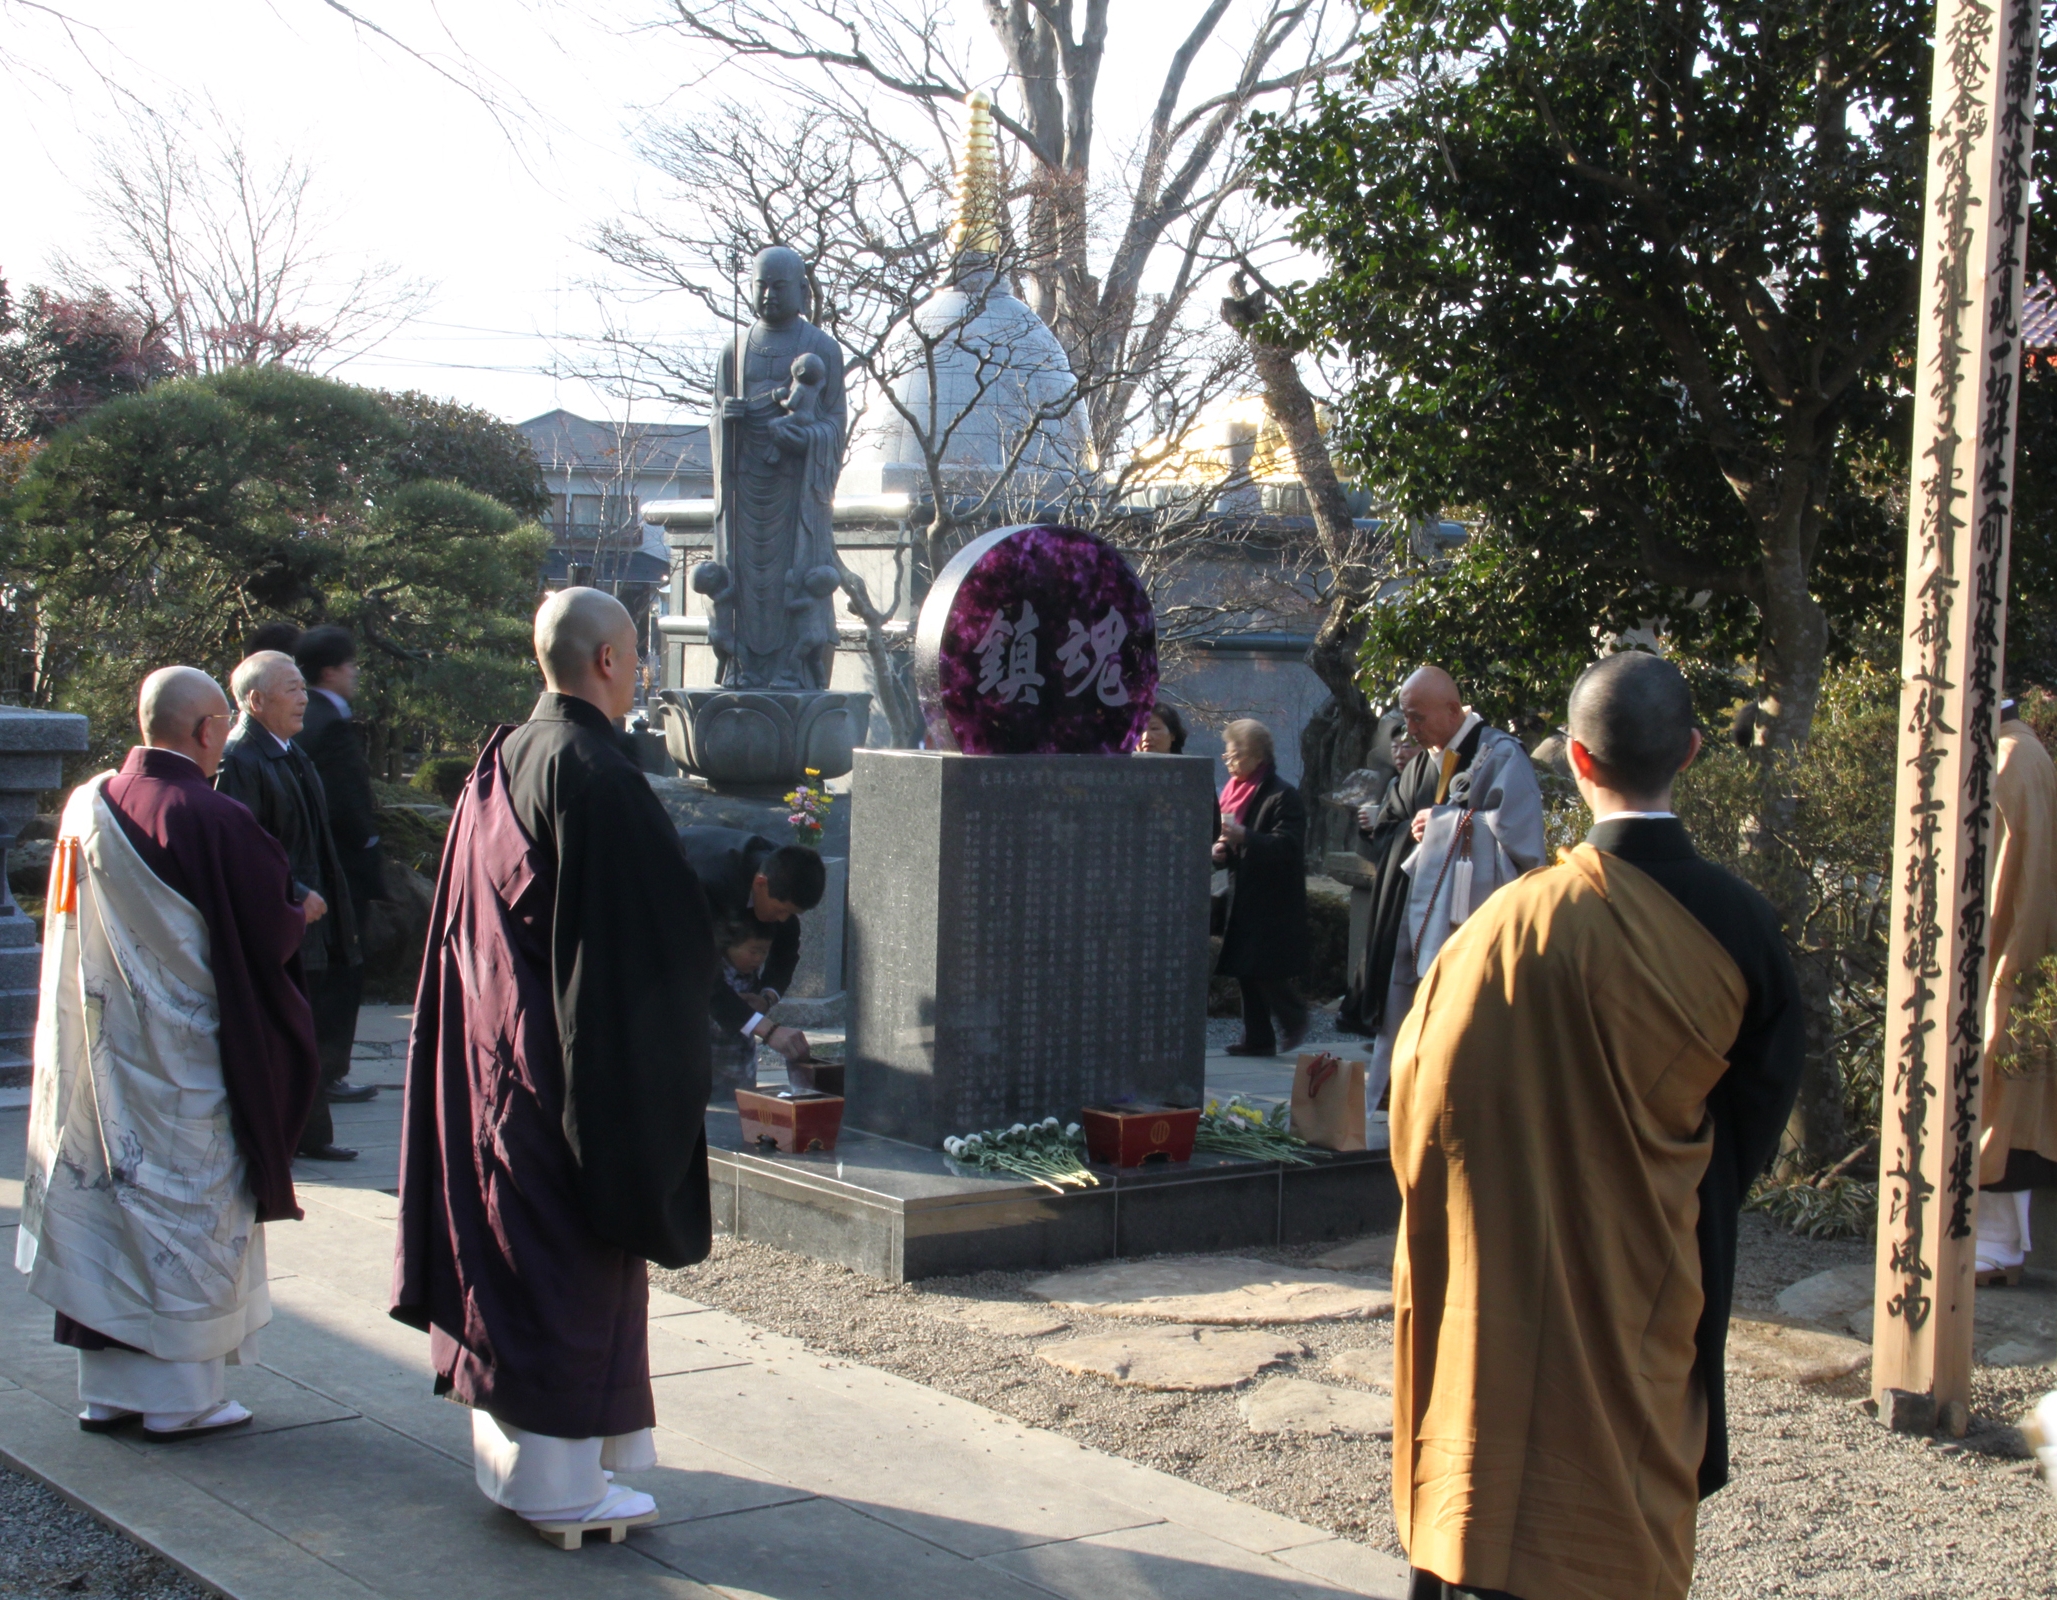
654;688;870;794
845;750;1214;1148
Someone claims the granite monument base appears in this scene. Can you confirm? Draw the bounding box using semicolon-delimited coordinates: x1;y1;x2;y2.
845;750;1214;1148
704;1104;1397;1282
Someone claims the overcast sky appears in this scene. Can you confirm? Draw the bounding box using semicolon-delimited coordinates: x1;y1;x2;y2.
2;0;1281;428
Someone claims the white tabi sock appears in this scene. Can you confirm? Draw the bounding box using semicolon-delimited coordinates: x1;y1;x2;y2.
472;1409;659;1521
1976;1189;2033;1272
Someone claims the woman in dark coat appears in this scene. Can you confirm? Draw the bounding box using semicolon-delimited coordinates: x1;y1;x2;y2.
1212;718;1311;1057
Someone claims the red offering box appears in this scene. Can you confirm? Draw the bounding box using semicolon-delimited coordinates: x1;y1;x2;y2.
1079;1104;1200;1168
735;1089;844;1154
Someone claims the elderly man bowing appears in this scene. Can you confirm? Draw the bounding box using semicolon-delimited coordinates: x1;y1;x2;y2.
18;668;321;1439
393;587;718;1547
1353;667;1545;1115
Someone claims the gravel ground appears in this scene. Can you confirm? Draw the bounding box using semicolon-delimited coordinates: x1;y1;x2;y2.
656;1214;2057;1599
0;1462;212;1599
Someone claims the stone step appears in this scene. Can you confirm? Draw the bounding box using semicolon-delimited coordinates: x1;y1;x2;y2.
0;991;38;1034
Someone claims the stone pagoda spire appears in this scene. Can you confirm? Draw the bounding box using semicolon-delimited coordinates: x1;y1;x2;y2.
947;90;1004;261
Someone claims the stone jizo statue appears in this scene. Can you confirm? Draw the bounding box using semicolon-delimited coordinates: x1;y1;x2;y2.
697;247;847;692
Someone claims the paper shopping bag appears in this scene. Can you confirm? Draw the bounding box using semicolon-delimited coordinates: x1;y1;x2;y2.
1290;1051;1368;1152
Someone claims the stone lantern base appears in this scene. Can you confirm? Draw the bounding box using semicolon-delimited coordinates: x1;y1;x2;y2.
653;688;871;795
0;707;91;1087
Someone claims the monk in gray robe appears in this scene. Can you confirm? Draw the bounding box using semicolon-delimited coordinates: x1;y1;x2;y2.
20;667;319;1439
1357;666;1546;1119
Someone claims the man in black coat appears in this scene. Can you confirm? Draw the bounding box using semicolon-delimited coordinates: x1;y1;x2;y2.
294;626;383;1107
216;650;363;1162
677;826;825;1066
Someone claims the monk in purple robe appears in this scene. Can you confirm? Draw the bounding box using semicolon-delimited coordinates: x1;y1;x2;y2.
393;587;716;1546
18;666;321;1439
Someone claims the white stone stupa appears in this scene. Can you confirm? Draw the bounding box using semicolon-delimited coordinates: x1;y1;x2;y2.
839;90;1090;501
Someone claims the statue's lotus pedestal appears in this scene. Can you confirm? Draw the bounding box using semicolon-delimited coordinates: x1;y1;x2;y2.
653;688;871;795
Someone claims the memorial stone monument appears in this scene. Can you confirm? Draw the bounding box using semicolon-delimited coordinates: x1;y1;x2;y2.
654;245;870;791
846;524;1213;1148
0;708;90;1087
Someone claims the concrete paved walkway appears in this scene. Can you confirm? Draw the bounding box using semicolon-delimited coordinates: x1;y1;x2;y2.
0;1008;1408;1600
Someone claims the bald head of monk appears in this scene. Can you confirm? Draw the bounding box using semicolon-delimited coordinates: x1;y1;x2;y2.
1397;665;1468;753
535;586;640;722
138;666;235;778
1566;651;1703;813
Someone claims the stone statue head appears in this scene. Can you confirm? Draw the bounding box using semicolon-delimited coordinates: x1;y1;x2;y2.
752;247;810;328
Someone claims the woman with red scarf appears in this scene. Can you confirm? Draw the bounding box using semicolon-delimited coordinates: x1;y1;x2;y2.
1211;718;1311;1056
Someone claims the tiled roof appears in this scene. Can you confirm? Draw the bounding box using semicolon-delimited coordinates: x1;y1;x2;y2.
516;409;711;475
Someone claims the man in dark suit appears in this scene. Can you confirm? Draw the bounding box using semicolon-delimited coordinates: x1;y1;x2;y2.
294;627;384;1107
216;650;363;1162
677;827;825;1066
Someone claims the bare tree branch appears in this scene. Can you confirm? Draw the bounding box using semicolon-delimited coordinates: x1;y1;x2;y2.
55;99;431;374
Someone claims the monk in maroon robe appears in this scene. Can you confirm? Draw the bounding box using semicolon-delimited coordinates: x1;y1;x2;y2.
392;588;716;1543
19;666;320;1439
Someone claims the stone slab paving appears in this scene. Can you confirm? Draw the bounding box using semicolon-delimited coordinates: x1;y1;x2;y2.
0;1069;1409;1600
1312;1234;1396;1274
1028;1257;1394;1325
1324;1345;1393;1391
1036;1325;1302;1391
1238;1377;1394;1439
1773;1263;1873;1323
1776;1258;2057;1368
1724;1317;1871;1386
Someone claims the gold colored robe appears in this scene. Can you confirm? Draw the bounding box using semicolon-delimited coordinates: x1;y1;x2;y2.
1390;844;1745;1600
1979;719;2057;1185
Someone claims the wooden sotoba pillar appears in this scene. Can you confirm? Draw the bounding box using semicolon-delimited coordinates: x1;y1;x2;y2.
1872;0;2039;1426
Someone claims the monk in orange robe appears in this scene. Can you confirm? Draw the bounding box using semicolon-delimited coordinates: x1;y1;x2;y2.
1391;653;1803;1600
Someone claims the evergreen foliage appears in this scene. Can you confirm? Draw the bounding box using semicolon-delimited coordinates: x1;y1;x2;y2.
4;366;546;771
1242;0;2044;741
